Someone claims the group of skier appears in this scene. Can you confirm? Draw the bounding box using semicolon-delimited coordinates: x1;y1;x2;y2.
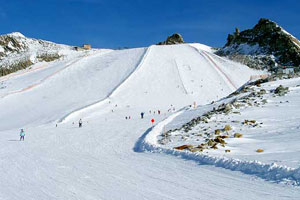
19;104;177;141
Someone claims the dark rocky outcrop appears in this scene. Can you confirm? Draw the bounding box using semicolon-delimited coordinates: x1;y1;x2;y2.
217;18;300;71
274;85;289;96
0;60;33;76
157;33;185;45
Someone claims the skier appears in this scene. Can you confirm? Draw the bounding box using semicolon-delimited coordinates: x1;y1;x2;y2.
79;119;83;128
151;118;155;126
20;129;25;141
158;110;161;115
141;112;144;119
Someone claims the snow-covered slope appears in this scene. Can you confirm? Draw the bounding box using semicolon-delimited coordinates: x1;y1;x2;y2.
141;76;300;185
0;47;145;130
62;44;261;123
0;43;298;199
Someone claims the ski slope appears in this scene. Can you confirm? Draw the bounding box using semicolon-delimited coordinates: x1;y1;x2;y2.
1;44;299;200
64;44;259;122
0;47;146;130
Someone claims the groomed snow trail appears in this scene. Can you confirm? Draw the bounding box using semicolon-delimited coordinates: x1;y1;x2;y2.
1;54;89;99
0;44;298;199
58;46;152;123
1;111;299;200
0;47;146;130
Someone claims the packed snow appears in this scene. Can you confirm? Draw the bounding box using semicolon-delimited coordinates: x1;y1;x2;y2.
0;43;299;199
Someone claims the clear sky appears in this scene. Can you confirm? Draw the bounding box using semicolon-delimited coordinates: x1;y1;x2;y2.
0;0;299;49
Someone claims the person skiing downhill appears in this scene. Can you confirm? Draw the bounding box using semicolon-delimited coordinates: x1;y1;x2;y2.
20;129;25;141
79;119;83;128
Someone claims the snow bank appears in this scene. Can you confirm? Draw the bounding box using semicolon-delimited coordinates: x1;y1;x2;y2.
137;110;300;186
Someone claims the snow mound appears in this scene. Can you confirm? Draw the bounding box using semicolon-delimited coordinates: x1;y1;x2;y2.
137;107;300;186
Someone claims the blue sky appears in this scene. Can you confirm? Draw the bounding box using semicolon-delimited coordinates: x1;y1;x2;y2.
0;0;299;48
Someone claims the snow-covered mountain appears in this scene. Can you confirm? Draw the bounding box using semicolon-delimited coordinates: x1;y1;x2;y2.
4;40;294;199
1;31;299;199
0;32;75;76
217;18;300;71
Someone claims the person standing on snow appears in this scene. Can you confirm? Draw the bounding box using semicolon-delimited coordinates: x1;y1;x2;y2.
20;129;25;141
79;119;83;128
141;112;144;119
151;118;155;126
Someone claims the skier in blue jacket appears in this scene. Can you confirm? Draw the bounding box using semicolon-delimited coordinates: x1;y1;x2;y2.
20;129;25;141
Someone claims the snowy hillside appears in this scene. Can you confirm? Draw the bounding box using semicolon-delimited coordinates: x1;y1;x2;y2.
0;32;77;76
141;76;300;185
1;41;299;199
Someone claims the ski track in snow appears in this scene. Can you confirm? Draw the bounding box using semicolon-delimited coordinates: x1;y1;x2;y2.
0;52;94;99
189;45;238;90
173;59;189;94
202;51;239;89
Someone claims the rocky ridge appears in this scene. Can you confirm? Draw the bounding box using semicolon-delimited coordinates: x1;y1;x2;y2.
158;76;288;153
217;18;300;72
0;32;72;76
157;33;185;45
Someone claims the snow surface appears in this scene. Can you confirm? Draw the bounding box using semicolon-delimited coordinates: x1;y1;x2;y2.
141;77;300;185
0;43;299;199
